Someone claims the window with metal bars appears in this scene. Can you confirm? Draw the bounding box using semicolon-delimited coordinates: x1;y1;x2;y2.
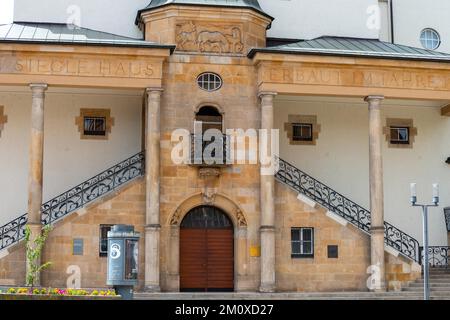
84;116;106;136
291;227;314;258
390;126;410;145
292;123;313;142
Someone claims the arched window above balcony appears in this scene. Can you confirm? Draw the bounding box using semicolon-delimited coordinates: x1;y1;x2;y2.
195;106;223;133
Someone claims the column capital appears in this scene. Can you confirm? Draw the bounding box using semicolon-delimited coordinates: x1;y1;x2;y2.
364;95;384;103
146;87;164;94
258;91;278;99
29;83;48;92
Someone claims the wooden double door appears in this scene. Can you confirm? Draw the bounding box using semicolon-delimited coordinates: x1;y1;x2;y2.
180;206;234;292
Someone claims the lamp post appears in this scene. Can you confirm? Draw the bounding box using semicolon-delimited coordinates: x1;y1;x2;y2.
410;183;439;301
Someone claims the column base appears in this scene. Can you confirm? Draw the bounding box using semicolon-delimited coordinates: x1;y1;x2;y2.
259;284;276;293
144;285;161;292
370;287;387;293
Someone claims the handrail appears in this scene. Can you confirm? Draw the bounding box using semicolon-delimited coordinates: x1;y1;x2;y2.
444;207;450;232
275;157;420;262
420;246;450;268
0;151;145;251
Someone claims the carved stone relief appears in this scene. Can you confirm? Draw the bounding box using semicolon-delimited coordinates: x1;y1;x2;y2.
176;21;244;54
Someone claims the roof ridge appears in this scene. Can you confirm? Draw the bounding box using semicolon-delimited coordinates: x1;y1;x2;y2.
10;21;145;41
0;22;175;52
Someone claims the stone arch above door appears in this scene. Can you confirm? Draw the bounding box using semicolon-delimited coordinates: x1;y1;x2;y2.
168;192;248;228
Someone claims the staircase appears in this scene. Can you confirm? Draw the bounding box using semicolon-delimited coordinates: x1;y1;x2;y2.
0;155;442;265
403;269;450;299
275;157;420;262
0;151;144;252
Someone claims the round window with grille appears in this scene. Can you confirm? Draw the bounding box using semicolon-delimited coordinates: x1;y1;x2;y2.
420;28;441;50
197;72;223;92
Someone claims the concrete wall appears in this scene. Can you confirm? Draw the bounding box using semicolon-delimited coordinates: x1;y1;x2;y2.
392;0;450;53
13;0;148;38
0;88;142;226
275;96;450;245
12;0;450;54
13;0;380;41
260;0;379;40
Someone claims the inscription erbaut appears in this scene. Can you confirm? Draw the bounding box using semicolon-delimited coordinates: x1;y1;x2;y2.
262;65;450;91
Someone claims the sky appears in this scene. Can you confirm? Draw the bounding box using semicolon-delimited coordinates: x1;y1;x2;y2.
0;0;14;24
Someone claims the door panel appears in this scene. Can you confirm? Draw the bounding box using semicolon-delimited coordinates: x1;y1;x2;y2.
207;229;234;290
179;206;234;292
180;229;207;290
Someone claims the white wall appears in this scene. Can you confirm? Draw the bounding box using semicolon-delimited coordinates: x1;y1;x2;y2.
259;0;380;40
392;0;450;53
0;89;142;226
13;0;381;41
275;96;450;245
13;0;148;38
11;0;450;52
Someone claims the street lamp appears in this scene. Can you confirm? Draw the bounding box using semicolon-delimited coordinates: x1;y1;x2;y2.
410;183;439;301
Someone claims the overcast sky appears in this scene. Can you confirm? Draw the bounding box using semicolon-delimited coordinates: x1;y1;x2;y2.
0;0;14;24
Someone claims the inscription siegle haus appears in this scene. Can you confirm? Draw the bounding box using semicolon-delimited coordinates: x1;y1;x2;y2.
264;66;450;91
0;56;157;78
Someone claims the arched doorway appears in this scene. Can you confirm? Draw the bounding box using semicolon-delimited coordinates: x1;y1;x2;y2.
180;205;234;292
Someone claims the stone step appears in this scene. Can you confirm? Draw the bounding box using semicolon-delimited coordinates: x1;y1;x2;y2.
429;275;450;279
429;269;450;272
415;278;450;283
404;287;450;292
134;292;450;300
409;282;450;288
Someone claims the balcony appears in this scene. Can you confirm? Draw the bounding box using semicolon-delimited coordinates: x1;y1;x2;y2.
190;134;231;167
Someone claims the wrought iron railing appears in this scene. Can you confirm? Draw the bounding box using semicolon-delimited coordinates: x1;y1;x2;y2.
0;214;28;252
275;157;420;262
0;152;145;251
190;134;231;166
444;207;450;232
420;246;450;268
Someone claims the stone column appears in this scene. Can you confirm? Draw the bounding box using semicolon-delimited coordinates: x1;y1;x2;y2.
365;95;386;292
27;83;48;286
144;88;163;292
259;92;277;293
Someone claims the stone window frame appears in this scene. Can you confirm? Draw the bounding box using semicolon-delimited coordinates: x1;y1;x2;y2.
99;224;113;257
0;105;7;138
75;108;114;140
284;115;321;146
383;118;417;149
291;227;315;259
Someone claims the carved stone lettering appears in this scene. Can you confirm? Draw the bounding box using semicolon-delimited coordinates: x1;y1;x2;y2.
263;65;450;91
0;54;158;79
176;21;244;54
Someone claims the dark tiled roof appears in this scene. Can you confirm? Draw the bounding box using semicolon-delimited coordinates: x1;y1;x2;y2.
0;22;174;51
136;0;272;24
248;36;450;62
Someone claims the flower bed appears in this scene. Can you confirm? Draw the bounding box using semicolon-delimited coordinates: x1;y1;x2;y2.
0;287;121;300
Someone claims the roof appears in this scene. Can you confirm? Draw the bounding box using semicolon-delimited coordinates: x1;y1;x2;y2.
136;0;273;24
248;36;450;62
0;22;175;51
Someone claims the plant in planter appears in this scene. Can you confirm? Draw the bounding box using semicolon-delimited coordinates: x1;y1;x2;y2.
24;224;53;288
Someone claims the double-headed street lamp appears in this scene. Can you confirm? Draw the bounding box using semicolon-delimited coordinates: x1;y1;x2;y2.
410;183;439;301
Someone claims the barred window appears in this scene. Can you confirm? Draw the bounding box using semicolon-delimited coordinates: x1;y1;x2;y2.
84;117;106;136
390;127;409;145
291;227;314;258
292;123;313;141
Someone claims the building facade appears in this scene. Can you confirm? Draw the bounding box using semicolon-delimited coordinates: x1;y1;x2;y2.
0;0;449;293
